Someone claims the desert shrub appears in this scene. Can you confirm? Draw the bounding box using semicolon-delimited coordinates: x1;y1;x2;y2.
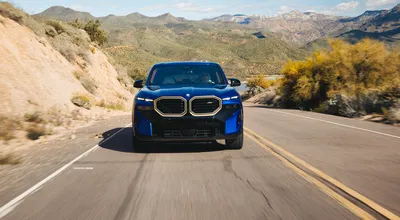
90;46;96;54
0;2;24;24
46;20;65;34
58;45;76;62
71;94;92;110
26;124;46;140
247;75;276;89
279;39;400;110
79;75;97;94
84;20;107;46
0;154;21;165
73;71;82;79
0;116;20;141
96;100;125;111
24;111;43;123
128;67;146;81
68;18;84;29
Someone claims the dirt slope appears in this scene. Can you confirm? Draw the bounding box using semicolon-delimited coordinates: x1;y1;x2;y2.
0;14;132;116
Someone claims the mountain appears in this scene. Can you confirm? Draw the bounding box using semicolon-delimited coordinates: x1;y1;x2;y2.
36;6;306;77
333;4;400;45
206;11;344;45
37;6;95;21
340;10;382;23
360;4;400;32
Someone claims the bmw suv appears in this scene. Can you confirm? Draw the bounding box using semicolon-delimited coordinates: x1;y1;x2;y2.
132;62;243;150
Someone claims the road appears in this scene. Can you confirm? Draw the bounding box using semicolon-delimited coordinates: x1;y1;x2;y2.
1;103;400;220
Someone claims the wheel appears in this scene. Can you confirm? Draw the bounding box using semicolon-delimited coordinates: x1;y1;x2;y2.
132;134;143;152
225;132;243;150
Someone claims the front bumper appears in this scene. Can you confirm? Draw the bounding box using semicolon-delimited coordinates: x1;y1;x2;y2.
133;105;243;142
136;128;242;142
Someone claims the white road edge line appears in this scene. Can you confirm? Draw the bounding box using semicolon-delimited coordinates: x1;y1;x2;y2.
0;123;132;219
266;109;400;139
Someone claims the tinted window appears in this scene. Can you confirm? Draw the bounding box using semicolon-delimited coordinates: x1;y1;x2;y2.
148;65;226;86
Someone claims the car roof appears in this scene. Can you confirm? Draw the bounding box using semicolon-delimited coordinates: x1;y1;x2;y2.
153;61;220;67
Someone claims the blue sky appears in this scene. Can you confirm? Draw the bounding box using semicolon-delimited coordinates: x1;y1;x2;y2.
10;0;400;20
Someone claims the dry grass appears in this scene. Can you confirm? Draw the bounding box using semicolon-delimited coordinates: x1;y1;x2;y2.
24;111;44;123
96;100;125;111
80;75;97;94
0;2;25;24
0;116;21;141
46;20;65;34
0;154;21;165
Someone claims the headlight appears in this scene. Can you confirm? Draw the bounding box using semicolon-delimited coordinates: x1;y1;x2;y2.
222;96;239;101
136;97;153;102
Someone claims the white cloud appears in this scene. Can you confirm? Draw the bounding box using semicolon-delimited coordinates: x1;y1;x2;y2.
173;2;216;13
334;1;359;11
366;0;397;9
277;6;293;14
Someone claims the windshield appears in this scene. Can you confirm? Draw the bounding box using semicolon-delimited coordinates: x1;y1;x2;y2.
147;65;226;86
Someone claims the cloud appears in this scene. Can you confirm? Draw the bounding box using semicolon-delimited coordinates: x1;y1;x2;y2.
173;2;216;13
334;1;359;11
277;6;293;14
366;0;397;9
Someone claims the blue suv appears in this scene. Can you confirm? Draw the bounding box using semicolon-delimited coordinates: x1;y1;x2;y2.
132;62;243;150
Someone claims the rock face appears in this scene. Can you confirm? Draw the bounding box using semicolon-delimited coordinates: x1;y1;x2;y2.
0;14;133;116
0;15;84;115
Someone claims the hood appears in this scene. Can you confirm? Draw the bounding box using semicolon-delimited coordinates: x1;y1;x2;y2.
137;85;239;100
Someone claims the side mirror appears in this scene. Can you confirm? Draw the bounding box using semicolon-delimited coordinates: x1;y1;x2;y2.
228;78;241;87
134;80;143;88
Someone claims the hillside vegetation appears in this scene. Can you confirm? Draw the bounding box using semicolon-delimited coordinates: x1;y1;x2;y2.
279;39;400;121
36;7;307;79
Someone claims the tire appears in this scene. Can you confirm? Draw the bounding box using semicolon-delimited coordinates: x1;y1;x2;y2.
225;132;243;150
132;134;143;152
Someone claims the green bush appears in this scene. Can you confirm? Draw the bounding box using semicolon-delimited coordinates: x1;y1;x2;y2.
84;20;107;46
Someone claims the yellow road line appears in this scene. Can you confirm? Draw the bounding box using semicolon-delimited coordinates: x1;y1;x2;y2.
244;133;375;219
244;127;400;220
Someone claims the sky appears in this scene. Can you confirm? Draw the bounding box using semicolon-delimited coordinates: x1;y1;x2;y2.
9;0;400;20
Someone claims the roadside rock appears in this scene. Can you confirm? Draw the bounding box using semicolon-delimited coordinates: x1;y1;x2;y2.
44;25;57;37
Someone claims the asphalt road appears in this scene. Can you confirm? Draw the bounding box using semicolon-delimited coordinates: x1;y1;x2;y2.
1;103;400;220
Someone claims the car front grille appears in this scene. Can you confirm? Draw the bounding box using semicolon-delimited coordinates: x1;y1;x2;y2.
190;96;222;116
154;97;187;117
164;129;212;138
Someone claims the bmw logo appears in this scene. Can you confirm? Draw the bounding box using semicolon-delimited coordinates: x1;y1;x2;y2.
186;94;191;98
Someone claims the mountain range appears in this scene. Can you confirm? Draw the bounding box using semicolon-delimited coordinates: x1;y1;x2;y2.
37;4;400;46
33;4;400;77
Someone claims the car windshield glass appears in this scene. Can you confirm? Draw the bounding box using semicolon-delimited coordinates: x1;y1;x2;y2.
148;65;226;86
